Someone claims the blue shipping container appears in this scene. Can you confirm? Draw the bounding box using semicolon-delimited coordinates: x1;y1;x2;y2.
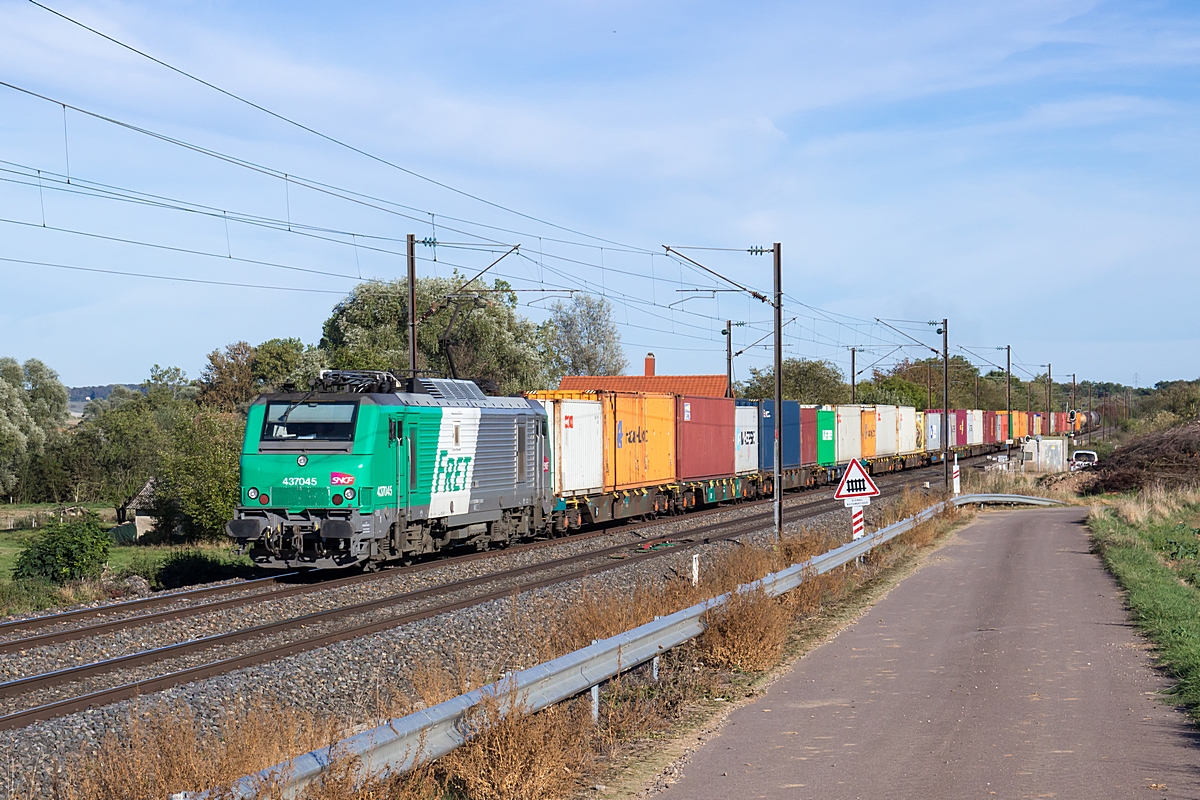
745;399;801;470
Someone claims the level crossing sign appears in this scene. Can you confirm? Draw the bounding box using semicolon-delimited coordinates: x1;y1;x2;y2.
835;459;879;541
834;459;880;507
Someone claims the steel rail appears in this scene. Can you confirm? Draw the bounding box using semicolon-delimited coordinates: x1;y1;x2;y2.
0;479;936;731
200;492;1066;799
0;454;979;650
0;489;857;700
0;572;298;636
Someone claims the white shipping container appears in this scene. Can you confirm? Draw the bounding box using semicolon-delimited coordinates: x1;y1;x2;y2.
925;412;942;453
897;406;918;455
970;410;984;446
836;404;863;464
551;399;604;496
735;405;759;475
874;405;898;457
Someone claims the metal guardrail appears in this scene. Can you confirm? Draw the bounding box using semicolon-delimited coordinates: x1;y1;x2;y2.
202;493;1064;799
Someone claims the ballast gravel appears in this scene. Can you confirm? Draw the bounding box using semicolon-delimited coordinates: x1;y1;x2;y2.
0;480;936;796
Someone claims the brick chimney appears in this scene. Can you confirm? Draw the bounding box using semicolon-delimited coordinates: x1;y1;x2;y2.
644;352;656;377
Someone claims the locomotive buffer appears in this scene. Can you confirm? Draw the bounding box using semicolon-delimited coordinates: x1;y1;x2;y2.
834;459;879;540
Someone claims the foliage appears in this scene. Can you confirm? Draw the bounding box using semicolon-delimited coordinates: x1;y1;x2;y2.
322;275;550;395
152;411;243;539
251;337;307;390
198;341;257;412
143;364;198;404
82;384;142;419
12;513;110;584
81;396;168;522
855;375;927;408
543;294;627;382
737;357;849;403
0;356;67;496
0;376;44;495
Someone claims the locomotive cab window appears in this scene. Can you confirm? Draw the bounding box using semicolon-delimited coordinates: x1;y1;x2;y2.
261;402;358;442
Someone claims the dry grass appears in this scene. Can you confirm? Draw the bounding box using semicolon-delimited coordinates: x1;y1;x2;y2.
699;586;795;671
962;468;1080;501
439;692;594;800
35;490;962;800
53;697;341;800
1112;485;1200;526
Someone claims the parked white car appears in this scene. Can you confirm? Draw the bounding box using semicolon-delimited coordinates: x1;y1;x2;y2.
1070;450;1099;471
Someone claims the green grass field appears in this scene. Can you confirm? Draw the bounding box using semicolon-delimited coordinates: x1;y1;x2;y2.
1;511;256;617
1089;493;1200;718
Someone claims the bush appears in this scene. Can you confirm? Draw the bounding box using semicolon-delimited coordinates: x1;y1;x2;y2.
12;513;110;584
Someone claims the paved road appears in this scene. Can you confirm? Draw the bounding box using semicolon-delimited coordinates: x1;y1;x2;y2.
665;508;1200;799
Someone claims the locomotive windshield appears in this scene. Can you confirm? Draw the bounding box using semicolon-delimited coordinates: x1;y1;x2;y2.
261;401;358;442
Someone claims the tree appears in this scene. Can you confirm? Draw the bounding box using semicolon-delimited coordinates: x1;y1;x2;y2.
0;376;44;496
321;276;550;395
18;359;69;431
252;338;307;390
737;358;849;403
543;295;627;380
198;341;257;411
144;364;198;404
83;396;167;522
152;410;243;539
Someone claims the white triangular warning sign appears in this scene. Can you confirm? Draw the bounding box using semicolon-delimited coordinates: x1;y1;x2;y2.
834;459;880;500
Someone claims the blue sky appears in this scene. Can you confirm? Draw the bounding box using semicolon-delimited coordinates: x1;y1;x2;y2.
0;0;1196;388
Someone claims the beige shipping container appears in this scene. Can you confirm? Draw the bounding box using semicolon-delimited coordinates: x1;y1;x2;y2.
898;406;918;454
537;398;604;497
836;405;863;463
874;405;898;456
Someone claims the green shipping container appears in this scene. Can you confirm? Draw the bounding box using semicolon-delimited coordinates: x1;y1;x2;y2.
816;407;836;466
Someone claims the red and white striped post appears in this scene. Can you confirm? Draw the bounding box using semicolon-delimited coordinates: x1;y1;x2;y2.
851;506;865;540
952;453;961;496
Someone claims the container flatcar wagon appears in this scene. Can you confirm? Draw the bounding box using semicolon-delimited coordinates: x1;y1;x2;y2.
228;369;1102;572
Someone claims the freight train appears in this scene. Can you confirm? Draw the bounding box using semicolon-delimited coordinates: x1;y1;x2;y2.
225;370;1097;570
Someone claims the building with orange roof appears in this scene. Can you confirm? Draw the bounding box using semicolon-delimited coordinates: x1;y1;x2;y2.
557;353;731;398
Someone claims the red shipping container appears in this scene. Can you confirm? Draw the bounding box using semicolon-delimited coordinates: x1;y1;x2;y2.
955;410;967;446
675;396;735;481
800;406;817;466
983;410;997;444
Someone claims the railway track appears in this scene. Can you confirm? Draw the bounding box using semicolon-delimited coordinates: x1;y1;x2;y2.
0;459;973;731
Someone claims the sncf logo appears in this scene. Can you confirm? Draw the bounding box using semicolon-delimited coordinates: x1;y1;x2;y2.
330;472;356;486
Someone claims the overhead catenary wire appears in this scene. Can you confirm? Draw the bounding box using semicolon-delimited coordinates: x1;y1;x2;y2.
27;0;657;256
0;255;347;294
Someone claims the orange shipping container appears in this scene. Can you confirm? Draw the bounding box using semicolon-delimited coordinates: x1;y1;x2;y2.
528;389;676;491
860;407;877;459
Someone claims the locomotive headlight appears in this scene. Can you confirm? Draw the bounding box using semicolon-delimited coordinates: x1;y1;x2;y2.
343;488;356;500
259;493;270;505
296;455;308;467
247;487;259;500
332;494;344;506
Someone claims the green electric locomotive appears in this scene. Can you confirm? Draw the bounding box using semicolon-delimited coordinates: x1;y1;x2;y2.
226;371;553;570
